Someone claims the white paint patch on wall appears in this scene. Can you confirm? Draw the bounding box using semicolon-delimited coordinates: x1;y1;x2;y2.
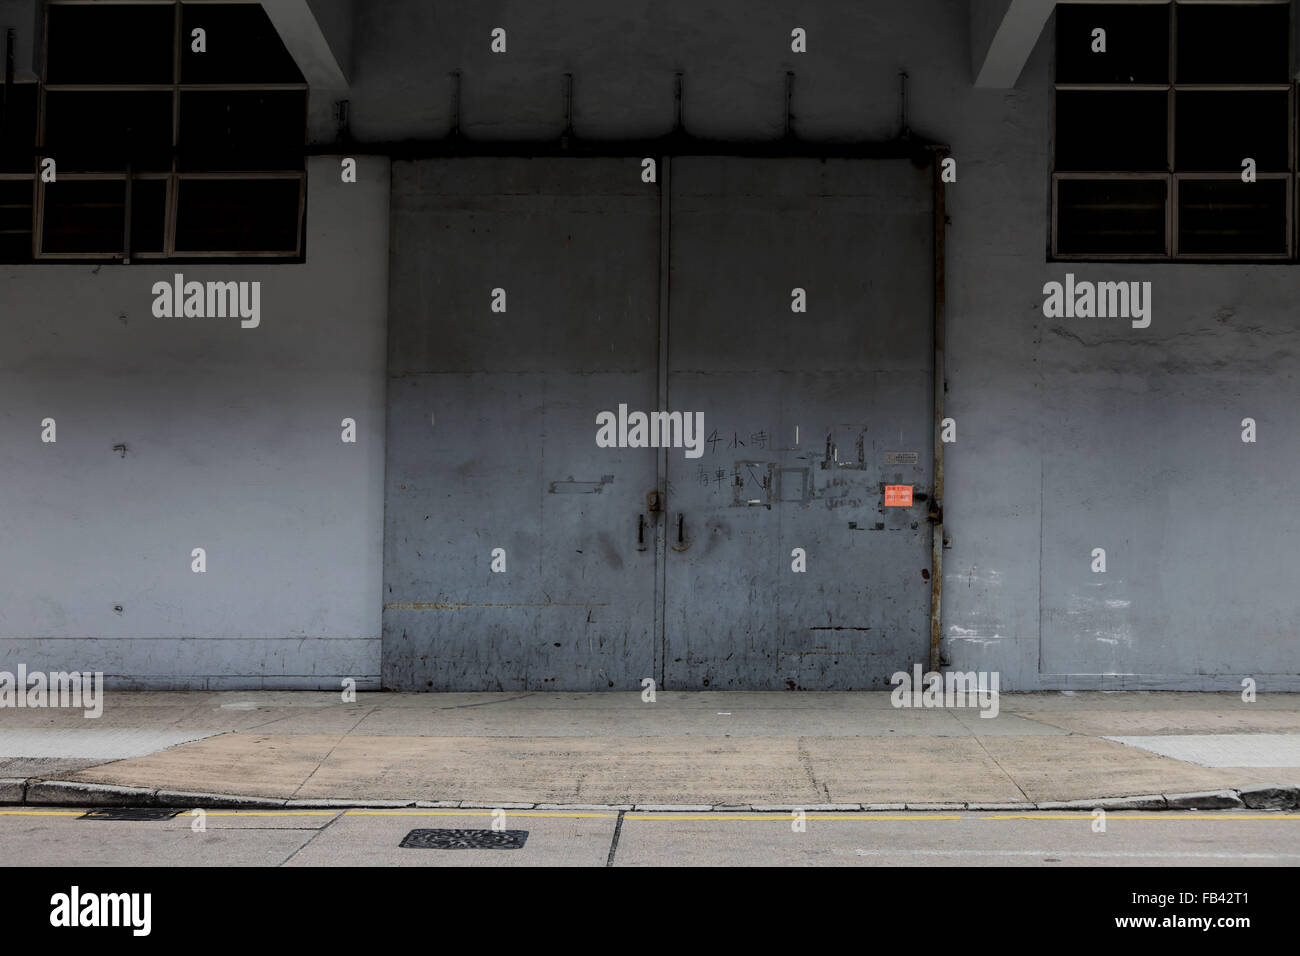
948;625;1006;647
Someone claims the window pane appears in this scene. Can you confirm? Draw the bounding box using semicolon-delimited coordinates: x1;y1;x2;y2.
179;91;305;171
1056;3;1169;85
181;3;304;84
0;179;34;260
1056;91;1167;171
1176;91;1289;172
41;179;125;254
1178;179;1288;256
1057;178;1166;255
129;179;167;254
174;178;300;253
1;83;37;173
46;3;174;85
43;91;173;172
1177;3;1290;84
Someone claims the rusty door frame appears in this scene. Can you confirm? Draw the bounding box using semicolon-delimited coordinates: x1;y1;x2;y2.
929;149;949;673
653;155;672;686
371;129;950;689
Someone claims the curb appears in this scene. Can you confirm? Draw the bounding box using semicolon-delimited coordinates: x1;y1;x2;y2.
3;779;1296;812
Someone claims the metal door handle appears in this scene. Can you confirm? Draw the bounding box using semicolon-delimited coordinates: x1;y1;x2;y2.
677;512;684;545
637;513;646;551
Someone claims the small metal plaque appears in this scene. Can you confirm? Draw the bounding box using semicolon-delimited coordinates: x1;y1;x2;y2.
885;485;914;507
399;828;529;850
884;452;919;465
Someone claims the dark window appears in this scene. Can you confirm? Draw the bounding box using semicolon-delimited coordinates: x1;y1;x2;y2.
0;179;34;259
0;83;37;173
130;179;168;254
0;1;307;262
180;3;304;84
41;179;126;254
1053;1;1294;260
1175;92;1289;173
1057;179;1168;256
1177;4;1290;84
1055;92;1167;172
175;178;301;253
45;4;174;85
1055;4;1169;85
43;91;174;172
1178;179;1289;255
178;90;307;171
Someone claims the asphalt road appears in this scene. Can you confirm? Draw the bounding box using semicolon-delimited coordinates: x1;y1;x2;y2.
1;808;1298;867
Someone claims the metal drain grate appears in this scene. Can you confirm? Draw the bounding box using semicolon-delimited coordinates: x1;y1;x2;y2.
79;808;182;821
399;828;529;850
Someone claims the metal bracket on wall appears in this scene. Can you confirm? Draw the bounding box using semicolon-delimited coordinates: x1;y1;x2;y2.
449;70;461;140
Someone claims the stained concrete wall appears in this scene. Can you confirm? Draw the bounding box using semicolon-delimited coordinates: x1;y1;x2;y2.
5;1;1297;690
340;1;1300;690
0;157;390;688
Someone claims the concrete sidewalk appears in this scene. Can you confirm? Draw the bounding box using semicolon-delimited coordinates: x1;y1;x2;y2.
2;691;1299;810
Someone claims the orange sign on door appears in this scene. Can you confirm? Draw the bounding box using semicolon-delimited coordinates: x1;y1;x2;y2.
884;485;913;507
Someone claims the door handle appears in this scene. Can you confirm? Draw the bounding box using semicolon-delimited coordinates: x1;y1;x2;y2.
637;513;647;551
677;512;684;545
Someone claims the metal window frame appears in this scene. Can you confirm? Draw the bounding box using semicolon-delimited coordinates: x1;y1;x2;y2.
1051;0;1296;262
19;0;308;263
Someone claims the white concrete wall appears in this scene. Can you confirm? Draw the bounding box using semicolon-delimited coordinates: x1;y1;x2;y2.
0;157;390;688
337;0;1300;689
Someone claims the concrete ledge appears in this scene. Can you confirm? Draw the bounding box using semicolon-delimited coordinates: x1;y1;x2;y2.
155;790;288;809
294;799;414;808
26;780;158;806
1236;785;1300;810
1037;795;1167;811
0;778;28;805
1093;794;1169;811
1163;789;1244;810
12;779;1277;812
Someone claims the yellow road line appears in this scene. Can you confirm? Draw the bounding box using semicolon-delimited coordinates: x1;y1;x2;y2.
344;810;619;819
627;814;965;822
191;811;339;817
978;813;1300;821
1;809;1297;822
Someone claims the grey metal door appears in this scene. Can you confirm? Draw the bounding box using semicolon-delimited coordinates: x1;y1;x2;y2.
661;157;935;689
382;159;661;690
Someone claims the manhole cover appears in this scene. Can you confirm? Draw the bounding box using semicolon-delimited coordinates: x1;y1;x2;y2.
79;808;181;821
399;828;528;850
